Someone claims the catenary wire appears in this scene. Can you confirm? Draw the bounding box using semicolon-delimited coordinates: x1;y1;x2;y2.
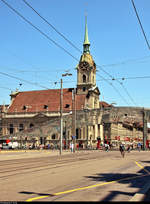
131;0;150;50
0;71;50;89
0;0;79;61
22;0;82;54
100;55;150;68
1;74;149;89
96;64;137;106
97;73;130;105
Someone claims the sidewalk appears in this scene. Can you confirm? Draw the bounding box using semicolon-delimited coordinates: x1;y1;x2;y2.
0;149;92;161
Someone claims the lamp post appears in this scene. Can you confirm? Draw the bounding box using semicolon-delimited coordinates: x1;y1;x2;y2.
60;72;72;155
72;88;76;152
84;107;89;149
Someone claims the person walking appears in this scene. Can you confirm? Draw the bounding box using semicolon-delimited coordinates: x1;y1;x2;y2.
70;142;74;153
137;142;141;152
105;143;109;152
119;143;125;158
127;144;131;153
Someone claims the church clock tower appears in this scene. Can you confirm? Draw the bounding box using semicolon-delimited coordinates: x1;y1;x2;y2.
76;17;100;109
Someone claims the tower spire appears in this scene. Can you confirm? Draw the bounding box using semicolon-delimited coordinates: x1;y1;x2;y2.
83;15;90;54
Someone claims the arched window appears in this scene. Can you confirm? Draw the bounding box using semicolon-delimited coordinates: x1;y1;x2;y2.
51;134;56;140
19;124;24;131
83;87;86;92
9;124;14;134
83;75;86;83
29;123;34;128
76;128;79;140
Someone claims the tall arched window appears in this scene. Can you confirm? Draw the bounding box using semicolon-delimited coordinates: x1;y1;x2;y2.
51;134;56;140
29;123;34;129
9;124;14;134
19;124;24;131
83;75;86;83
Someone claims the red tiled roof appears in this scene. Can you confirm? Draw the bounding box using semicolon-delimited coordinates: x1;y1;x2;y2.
99;101;111;107
8;89;86;113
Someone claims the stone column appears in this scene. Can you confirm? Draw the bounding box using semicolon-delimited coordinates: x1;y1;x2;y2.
94;124;98;140
100;124;104;143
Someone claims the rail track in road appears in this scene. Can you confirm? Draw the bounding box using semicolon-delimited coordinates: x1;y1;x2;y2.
0;151;104;179
0;151;150;201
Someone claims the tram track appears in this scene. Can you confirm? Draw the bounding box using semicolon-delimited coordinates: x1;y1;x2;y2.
0;152;100;179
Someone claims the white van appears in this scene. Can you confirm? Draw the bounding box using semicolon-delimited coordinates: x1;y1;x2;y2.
8;142;19;149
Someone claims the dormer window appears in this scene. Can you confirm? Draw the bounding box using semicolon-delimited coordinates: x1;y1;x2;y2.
65;104;70;108
44;105;48;109
23;105;26;110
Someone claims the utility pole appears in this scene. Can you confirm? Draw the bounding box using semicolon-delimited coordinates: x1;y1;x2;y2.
72;88;76;152
60;78;63;155
60;72;72;155
84;109;89;149
142;108;147;150
64;120;67;149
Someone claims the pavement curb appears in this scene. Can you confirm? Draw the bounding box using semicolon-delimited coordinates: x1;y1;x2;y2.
130;179;150;201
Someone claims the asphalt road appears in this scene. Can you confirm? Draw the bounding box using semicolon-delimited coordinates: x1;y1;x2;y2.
0;150;150;201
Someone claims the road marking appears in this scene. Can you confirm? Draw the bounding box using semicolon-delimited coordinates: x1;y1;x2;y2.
135;161;150;175
26;173;149;202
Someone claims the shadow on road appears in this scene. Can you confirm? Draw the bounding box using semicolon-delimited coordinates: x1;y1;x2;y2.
85;165;150;201
102;190;135;201
140;161;150;164
19;191;55;197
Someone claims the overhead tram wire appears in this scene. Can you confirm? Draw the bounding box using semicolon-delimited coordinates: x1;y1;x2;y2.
22;0;82;54
1;0;78;62
100;55;150;68
0;0;137;106
0;86;12;91
131;0;150;50
97;73;130;105
96;64;137;106
0;71;50;90
0;74;148;90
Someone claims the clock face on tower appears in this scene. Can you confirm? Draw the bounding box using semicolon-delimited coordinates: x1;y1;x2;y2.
79;61;90;70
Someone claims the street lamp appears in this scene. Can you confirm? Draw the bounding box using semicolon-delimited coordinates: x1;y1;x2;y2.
84;107;89;149
60;72;72;155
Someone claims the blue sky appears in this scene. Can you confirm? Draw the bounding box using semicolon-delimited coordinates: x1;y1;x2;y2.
0;0;150;107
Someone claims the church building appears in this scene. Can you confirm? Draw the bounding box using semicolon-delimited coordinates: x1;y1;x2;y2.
0;19;103;148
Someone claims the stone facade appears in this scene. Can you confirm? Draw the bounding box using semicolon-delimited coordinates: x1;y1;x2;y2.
1;109;103;149
102;106;150;147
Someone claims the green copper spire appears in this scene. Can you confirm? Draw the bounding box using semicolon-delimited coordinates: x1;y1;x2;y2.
83;16;90;54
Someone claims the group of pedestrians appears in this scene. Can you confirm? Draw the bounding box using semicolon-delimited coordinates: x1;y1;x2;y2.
119;142;142;158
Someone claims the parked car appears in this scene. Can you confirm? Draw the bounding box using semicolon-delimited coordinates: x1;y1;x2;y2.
8;142;19;149
2;143;9;149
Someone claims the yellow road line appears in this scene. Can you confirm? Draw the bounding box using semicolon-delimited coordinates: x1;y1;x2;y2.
26;173;149;202
135;161;150;175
